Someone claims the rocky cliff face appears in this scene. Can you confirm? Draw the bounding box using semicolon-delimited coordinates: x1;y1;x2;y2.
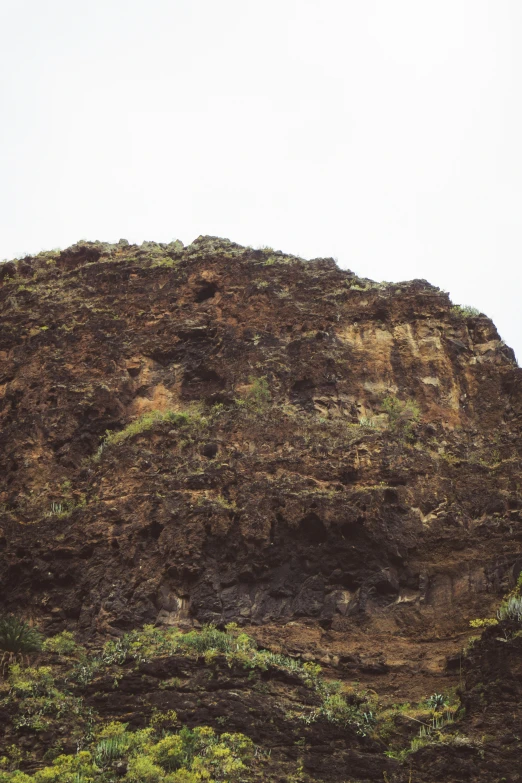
0;236;521;781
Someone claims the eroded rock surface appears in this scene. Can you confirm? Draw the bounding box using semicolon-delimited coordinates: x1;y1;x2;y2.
0;236;521;781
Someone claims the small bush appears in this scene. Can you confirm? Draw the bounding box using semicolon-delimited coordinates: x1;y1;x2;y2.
469;617;498;629
42;631;80;655
243;377;271;411
426;693;448;710
382;396;420;440
8;664;54;696
452;305;481;318
318;693;360;725
497;595;522;623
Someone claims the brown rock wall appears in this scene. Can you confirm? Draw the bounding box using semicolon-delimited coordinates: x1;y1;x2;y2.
0;236;521;780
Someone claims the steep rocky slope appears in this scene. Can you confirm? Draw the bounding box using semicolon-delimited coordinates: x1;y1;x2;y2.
0;236;521;782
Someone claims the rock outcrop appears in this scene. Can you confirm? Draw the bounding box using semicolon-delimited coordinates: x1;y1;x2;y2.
0;236;520;781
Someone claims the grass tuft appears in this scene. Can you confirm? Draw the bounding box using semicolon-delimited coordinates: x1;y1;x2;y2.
93;409;206;461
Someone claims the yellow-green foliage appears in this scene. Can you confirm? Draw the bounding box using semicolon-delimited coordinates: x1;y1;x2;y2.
0;723;254;783
380;691;461;761
42;631;82;655
4;664;84;734
94;409;207;461
8;665;54;696
2;620;373;776
318;692;359;724
469;618;498;629
99;624;370;733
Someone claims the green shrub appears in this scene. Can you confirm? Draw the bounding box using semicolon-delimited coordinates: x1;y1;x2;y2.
148;733;185;771
318;693;361;725
497;595;522;623
452;305;481;318
95;721;128;739
426;693;448;710
0;617;43;654
382;396;420;440
101;623;257;666
94;734;130;766
5;663;85;734
242;376;271;411
8;664;54;696
181;625;237;655
125;754;163;782
42;631;80;655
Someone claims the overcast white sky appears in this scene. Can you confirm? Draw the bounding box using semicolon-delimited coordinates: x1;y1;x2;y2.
1;0;520;361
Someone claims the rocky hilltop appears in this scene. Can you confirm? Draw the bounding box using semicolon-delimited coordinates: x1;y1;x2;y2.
0;237;521;782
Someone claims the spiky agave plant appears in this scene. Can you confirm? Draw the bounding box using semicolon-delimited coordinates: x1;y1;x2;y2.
0;615;43;672
94;735;130;767
426;693;448;711
497;595;522;623
0;615;43;653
